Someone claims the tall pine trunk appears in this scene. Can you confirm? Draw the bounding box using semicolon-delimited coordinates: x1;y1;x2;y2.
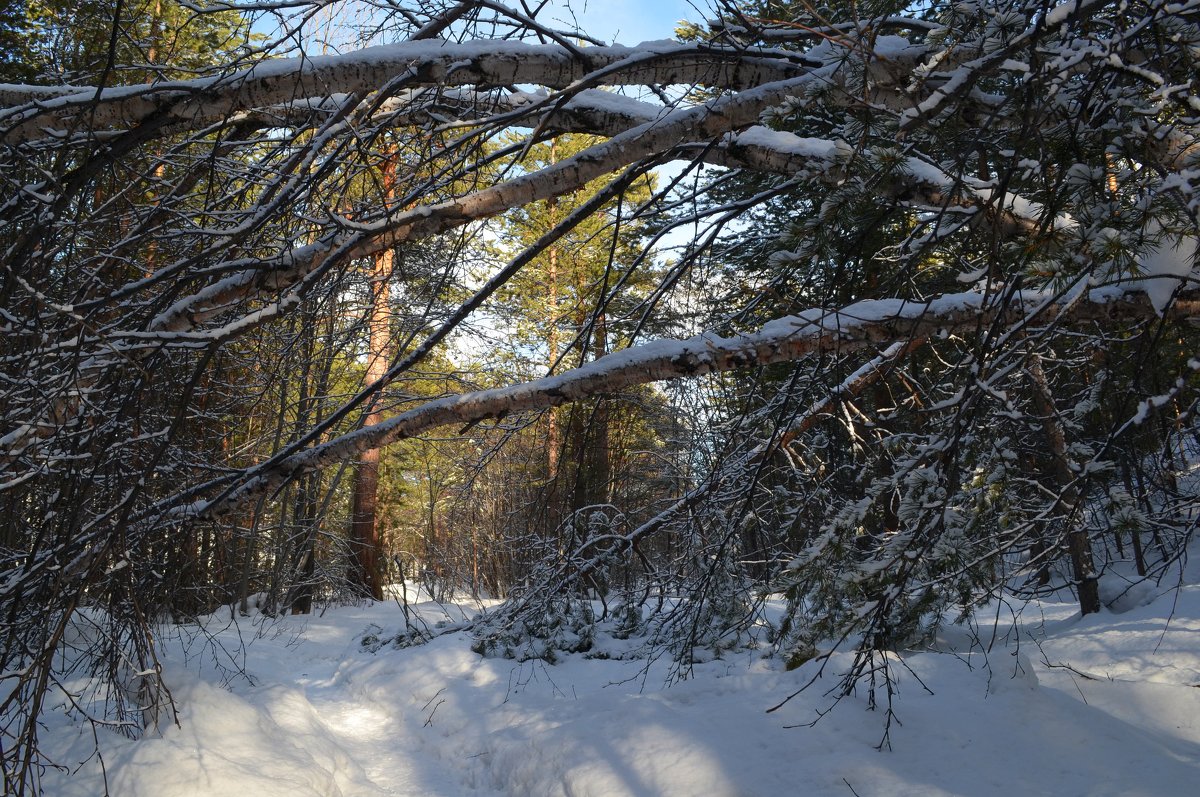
346;151;397;601
348;246;392;601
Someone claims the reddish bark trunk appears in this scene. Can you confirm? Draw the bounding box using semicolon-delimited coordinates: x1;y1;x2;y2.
349;243;393;601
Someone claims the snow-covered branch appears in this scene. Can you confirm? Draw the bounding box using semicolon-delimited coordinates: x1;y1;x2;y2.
0;40;816;146
184;283;1200;524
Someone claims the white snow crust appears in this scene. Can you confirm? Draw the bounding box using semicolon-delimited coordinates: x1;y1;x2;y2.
38;574;1200;796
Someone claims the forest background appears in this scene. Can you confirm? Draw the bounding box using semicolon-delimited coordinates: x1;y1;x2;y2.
0;1;1198;793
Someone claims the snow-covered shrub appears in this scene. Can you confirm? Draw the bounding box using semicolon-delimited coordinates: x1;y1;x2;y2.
359;623;435;653
471;599;596;663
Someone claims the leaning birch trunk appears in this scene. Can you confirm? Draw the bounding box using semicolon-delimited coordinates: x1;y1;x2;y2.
180;286;1200;531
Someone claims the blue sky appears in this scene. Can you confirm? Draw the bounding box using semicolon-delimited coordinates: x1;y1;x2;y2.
545;0;707;44
269;2;710;53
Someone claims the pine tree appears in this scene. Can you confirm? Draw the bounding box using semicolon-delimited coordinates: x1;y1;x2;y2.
492;133;663;542
15;0;252;85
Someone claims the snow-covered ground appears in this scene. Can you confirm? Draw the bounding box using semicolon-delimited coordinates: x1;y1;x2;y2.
39;569;1200;797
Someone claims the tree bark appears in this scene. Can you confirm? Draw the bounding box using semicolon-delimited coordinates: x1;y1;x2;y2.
348;245;392;601
1027;353;1101;615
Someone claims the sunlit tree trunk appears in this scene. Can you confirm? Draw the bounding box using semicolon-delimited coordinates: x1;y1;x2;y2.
345;147;399;601
546;234;561;480
348;246;392;601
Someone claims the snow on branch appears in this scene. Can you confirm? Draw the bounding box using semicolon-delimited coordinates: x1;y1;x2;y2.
0;40;816;146
147;70;830;334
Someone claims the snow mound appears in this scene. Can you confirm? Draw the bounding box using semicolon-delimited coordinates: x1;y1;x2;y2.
46;673;383;797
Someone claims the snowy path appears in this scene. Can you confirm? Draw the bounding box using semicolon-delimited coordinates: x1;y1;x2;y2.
306;694;411;795
228;616;492;797
41;588;1200;797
